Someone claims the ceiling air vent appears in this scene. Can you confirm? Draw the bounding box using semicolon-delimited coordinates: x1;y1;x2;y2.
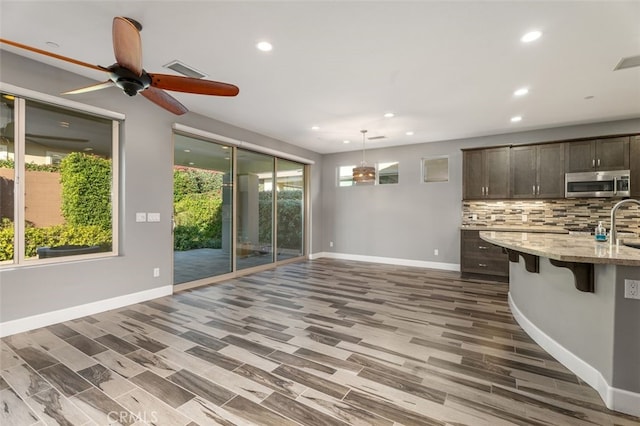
163;60;208;79
368;135;386;140
614;55;640;71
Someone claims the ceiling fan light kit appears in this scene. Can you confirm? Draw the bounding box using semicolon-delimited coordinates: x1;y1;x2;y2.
0;16;239;115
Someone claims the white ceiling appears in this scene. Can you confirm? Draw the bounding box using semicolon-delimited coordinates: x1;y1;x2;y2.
1;1;639;154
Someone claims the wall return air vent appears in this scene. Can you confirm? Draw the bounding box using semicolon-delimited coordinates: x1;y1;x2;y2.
614;55;640;71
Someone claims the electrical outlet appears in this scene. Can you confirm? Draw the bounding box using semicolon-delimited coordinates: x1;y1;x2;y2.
329;241;334;248
147;213;161;222
136;212;147;222
522;214;528;222
153;267;160;278
434;249;439;256
472;214;478;221
624;279;640;299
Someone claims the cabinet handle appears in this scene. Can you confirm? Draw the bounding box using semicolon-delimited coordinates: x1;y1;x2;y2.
592;159;595;167
597;158;601;167
478;246;489;250
478;263;488;267
532;185;536;195
482;186;485;196
537;185;540;195
486;186;489;196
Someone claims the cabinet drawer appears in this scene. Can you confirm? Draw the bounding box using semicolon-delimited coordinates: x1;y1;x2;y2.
460;230;509;278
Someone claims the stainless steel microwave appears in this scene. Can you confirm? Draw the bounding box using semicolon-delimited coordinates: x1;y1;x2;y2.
565;170;630;198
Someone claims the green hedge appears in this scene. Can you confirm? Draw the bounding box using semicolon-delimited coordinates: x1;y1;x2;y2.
173;193;223;251
0;219;111;260
173;167;225;251
259;190;303;249
60;152;112;230
0;159;60;172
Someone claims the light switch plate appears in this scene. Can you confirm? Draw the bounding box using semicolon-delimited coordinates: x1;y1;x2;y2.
135;212;147;222
147;213;161;222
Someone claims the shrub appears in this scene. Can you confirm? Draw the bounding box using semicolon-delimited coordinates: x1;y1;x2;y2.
258;190;303;248
173;193;223;250
174;167;223;202
60;152;112;230
0;220;112;261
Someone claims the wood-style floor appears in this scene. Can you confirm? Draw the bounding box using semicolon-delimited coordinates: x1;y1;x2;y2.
1;259;638;425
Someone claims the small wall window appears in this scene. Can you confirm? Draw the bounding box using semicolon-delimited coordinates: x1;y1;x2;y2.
338;165;356;187
378;161;399;185
422;156;449;183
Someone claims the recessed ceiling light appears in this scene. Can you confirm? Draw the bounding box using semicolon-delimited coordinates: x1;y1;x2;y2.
59;121;69;128
2;94;15;100
222;146;229;149
256;41;273;52
384;112;395;118
511;116;523;122
45;41;59;48
514;88;529;96
311;126;320;131
343;140;350;144
521;31;542;43
584;95;595;100
183;149;191;153
405;131;414;136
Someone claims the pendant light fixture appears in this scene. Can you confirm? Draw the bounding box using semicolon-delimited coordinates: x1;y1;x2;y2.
352;129;375;184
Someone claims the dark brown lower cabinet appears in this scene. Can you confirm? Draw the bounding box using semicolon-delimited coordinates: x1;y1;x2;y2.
460;230;509;281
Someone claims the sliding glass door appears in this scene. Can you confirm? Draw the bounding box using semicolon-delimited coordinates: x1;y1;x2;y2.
236;149;274;270
173;130;307;285
276;159;304;260
173;134;233;284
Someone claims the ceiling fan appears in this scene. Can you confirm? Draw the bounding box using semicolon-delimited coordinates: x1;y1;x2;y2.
0;17;239;115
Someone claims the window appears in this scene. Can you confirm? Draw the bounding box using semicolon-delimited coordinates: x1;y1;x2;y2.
1;92;119;265
422;156;449;183
378;161;399;184
338;165;356;187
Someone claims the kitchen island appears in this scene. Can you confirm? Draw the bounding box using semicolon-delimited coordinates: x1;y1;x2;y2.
480;231;640;417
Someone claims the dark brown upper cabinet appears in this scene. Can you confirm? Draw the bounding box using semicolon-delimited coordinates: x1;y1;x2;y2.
631;135;640;198
463;147;510;199
565;136;630;172
511;143;565;199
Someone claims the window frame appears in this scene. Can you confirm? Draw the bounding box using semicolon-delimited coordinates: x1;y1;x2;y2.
0;82;123;267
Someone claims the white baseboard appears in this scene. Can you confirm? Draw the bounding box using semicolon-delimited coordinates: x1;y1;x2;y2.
0;285;173;338
509;292;640;417
309;251;460;272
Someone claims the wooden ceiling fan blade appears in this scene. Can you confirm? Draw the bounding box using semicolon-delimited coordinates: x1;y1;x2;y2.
0;38;107;72
148;73;239;96
61;81;115;95
113;17;143;76
141;86;188;115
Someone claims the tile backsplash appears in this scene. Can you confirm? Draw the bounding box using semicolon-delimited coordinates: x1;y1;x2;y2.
462;199;640;234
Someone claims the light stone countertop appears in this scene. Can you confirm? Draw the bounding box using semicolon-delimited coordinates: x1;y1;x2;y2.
461;225;568;233
479;231;640;266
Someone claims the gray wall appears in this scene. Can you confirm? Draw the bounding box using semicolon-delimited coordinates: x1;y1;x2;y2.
320;118;640;265
511;258;640;393
0;51;322;324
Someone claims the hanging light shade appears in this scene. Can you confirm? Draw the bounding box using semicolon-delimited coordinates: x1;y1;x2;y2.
353;129;375;184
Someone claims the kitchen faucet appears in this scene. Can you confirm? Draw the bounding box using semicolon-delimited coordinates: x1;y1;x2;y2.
610;198;640;245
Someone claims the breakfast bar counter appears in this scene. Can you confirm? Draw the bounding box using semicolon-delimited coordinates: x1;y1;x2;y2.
479;231;640;266
479;231;640;417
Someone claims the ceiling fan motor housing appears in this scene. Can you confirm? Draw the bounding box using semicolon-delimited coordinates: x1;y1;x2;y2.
108;64;151;96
